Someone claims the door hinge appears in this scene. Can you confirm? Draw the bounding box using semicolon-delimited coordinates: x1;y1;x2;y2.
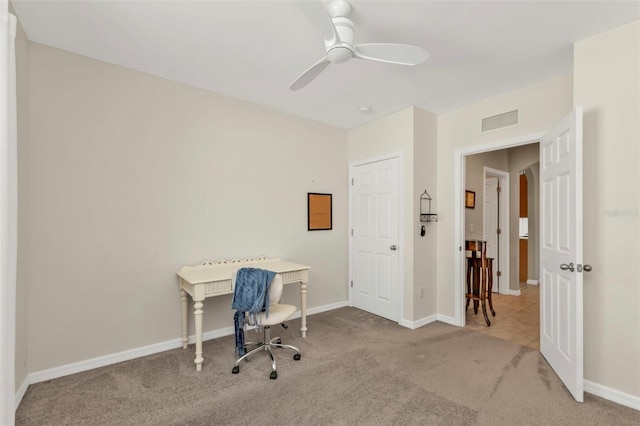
497;186;501;193
350;280;353;288
351;178;354;185
497;228;501;235
497;271;501;277
351;229;354;236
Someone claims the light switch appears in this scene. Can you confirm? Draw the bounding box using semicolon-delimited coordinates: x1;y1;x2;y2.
470;223;475;233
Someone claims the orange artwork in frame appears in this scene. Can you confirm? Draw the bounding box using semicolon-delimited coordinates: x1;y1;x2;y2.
308;193;332;231
465;190;475;209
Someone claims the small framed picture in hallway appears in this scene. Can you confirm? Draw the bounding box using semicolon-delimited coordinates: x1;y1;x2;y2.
465;190;475;209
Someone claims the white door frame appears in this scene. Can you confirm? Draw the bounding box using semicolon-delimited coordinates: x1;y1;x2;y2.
348;152;404;324
482;167;510;295
454;132;544;326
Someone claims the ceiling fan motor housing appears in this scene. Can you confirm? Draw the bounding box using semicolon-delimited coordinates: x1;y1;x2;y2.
325;16;355;63
327;46;351;63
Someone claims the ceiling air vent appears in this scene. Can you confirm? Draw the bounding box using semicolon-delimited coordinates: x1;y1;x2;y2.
481;109;519;133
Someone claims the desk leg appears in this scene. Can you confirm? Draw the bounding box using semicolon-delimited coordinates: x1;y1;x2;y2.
180;290;189;349
193;301;204;371
300;282;307;338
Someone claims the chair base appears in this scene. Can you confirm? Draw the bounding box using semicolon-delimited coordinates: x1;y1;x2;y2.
231;325;301;379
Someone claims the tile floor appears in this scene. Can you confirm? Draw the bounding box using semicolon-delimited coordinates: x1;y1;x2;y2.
465;283;540;350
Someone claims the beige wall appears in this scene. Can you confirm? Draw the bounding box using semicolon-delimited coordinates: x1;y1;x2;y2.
464;150;508;241
574;19;640;398
347;107;439;323
12;3;29;392
23;44;349;373
463;145;539;293
506;143;539;291
413;107;438;320
348;107;416;321
436;73;573;316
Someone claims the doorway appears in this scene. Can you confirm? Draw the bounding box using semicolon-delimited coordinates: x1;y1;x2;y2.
483;167;509;295
456;138;542;349
455;109;585;402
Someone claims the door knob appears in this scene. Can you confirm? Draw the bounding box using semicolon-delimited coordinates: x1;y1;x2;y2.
583;264;593;272
560;263;575;272
390;245;397;251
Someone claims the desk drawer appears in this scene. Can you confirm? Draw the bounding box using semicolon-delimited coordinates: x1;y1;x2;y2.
203;279;232;296
281;270;303;284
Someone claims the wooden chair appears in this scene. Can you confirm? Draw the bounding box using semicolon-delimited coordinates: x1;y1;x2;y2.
465;240;496;326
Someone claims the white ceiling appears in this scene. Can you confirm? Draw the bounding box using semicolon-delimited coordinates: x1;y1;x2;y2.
12;0;640;129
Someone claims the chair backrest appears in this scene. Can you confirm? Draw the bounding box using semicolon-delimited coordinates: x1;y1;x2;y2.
466;239;488;268
465;240;486;257
268;274;283;305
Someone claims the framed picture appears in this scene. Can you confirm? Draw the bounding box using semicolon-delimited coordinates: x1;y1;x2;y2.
308;193;332;231
465;190;476;209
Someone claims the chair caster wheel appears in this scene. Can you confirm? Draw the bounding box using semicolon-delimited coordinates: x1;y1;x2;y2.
293;354;301;361
232;366;239;374
270;371;277;380
276;339;282;344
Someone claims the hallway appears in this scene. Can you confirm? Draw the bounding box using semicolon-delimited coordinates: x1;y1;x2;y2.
465;283;540;350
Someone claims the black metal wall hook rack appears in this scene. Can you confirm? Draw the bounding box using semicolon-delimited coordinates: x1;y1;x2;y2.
420;190;438;223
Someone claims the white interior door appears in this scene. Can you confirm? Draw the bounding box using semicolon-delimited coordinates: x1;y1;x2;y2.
484;177;499;292
540;107;584;402
350;157;400;321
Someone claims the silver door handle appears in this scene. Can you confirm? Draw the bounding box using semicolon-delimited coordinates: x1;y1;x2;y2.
390;245;397;251
577;264;593;273
560;263;575;272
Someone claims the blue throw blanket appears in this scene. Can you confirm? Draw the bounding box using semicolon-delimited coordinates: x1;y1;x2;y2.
231;267;276;357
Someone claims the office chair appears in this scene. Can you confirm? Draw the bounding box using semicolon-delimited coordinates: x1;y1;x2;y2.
232;274;301;379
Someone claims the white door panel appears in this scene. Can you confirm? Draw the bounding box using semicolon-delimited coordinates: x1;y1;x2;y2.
484;177;499;291
540;107;584;402
351;157;400;321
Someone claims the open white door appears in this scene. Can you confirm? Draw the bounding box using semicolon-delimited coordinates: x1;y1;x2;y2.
540;107;584;402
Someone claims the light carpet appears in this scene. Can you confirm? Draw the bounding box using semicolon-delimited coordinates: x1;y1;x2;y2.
16;307;640;425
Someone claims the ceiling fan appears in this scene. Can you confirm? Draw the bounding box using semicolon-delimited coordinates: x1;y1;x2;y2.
289;0;429;91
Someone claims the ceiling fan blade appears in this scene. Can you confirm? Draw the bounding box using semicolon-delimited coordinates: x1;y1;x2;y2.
289;56;331;91
295;0;339;45
353;43;429;66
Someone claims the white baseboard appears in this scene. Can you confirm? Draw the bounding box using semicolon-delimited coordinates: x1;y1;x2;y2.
584;379;640;411
499;288;521;296
18;300;347;404
526;279;539;285
28;336;187;386
305;300;349;316
15;377;29;410
399;314;438;329
399;314;459;329
436;314;458;326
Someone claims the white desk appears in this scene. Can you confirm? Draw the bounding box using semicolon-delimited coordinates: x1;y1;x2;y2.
177;257;310;371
